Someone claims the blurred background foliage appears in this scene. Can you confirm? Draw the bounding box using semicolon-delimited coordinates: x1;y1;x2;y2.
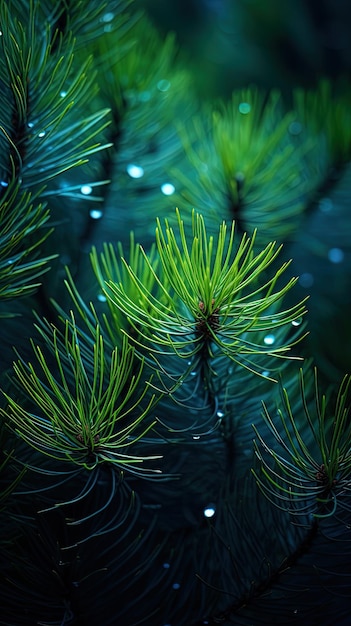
135;0;351;98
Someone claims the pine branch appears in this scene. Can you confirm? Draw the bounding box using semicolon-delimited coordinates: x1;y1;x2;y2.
252;368;351;519
104;209;307;377
170;86;325;244
0;3;107;190
1;314;163;476
0;182;54;308
74;11;198;254
0;1;115;312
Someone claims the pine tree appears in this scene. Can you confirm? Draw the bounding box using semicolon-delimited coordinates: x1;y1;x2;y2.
1;1;351;625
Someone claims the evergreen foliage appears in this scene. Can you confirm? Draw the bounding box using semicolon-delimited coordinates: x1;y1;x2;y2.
0;1;351;625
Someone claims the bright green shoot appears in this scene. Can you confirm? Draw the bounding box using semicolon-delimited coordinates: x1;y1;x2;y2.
1;314;161;475
104;209;307;375
252;369;351;518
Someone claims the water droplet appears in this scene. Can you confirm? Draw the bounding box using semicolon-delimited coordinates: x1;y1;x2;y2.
81;185;93;195
161;183;175;196
328;247;344;263
288;121;302;135
127;164;144;178
157;79;171;92
90;209;103;220
27;122;34;129
172;582;180;590
0;31;3;37
102;11;114;22
190;371;197;376
291;317;303;327
263;334;275;346
319;197;333;213
38;131;46;138
216;410;224;418
139;90;151;102
60;90;67;98
238;102;251;114
0;180;8;187
72;581;79;588
299;272;314;288
192;435;201;440
262;370;270;377
235;171;245;184
7;259;14;265
97;293;107;302
203;504;216;518
162;562;170;569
